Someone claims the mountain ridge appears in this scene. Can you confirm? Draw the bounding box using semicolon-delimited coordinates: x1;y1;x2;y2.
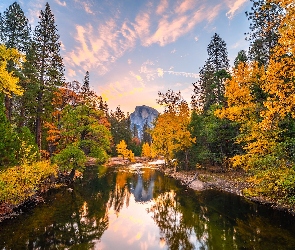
130;105;159;139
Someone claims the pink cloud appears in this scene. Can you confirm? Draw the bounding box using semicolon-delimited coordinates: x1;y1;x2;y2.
156;0;169;15
226;0;248;19
175;0;197;14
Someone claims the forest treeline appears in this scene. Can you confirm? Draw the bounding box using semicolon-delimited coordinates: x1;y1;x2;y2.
0;0;294;206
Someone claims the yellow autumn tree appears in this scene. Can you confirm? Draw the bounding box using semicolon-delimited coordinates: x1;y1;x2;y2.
261;0;295;127
116;140;135;162
141;142;151;158
214;62;277;169
151;91;195;170
0;44;24;96
215;0;295;170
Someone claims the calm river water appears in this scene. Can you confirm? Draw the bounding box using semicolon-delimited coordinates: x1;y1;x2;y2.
1;164;295;249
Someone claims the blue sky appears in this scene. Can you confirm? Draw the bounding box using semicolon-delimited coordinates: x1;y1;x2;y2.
0;0;251;113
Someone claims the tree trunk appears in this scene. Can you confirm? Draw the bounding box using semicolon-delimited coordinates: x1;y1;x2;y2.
36;89;43;151
4;95;12;122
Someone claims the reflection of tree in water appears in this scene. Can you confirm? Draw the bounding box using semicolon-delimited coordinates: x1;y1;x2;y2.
2;167;295;249
0;166;113;249
107;171;131;213
148;190;195;250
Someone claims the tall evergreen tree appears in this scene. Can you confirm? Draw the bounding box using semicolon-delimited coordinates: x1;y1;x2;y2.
109;106;132;155
33;2;64;151
142;121;152;144
0;2;31;122
192;33;230;111
246;0;283;66
234;50;248;68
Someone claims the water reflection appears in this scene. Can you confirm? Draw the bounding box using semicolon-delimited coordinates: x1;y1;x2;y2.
0;165;295;249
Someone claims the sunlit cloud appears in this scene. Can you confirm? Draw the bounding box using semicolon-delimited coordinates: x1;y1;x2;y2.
134;11;151;46
140;60;157;81
207;4;222;23
128;59;132;65
175;0;197;14
194;36;199;42
67;68;76;78
26;0;45;27
55;0;66;7
60;41;66;50
157;68;164;78
99;71;145;104
65;19;137;75
226;0;248;19
65;0;244;79
171;49;176;53
156;0;168;15
74;0;94;14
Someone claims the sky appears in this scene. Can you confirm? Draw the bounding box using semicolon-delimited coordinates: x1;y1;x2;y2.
0;0;252;113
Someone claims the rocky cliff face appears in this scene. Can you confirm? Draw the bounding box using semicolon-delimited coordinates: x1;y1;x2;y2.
130;105;159;139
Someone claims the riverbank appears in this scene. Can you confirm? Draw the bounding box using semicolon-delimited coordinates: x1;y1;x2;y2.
0;158;97;223
161;165;295;215
1;157;294;223
108;157;295;215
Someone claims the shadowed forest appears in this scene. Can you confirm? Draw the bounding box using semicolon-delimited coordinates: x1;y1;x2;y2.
0;0;295;212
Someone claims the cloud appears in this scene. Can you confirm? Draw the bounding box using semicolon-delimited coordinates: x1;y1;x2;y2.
157;68;164;78
156;0;169;15
171;49;176;53
65;19;137;75
60;41;66;50
65;0;245;80
140;60;157;81
194;36;199;42
134;11;151;45
55;0;66;7
175;0;197;14
67;68;76;77
128;59;132;65
207;4;222;23
226;0;248;19
99;72;146;106
26;0;45;27
157;68;199;78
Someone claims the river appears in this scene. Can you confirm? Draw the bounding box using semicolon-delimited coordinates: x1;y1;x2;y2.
1;164;295;249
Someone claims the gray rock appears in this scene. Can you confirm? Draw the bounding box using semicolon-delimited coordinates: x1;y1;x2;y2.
130;105;159;139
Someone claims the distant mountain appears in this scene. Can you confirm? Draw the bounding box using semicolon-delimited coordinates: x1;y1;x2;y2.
130;105;159;139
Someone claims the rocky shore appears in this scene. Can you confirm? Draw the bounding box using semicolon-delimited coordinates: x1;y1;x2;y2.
161;165;295;215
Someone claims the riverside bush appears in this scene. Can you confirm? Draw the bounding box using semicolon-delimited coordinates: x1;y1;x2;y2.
0;161;58;205
243;166;295;204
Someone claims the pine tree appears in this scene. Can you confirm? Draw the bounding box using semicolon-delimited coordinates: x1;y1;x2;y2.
0;2;31;122
246;0;283;66
1;2;31;52
109;106;132;155
192;33;230;111
234;50;248;68
142;121;152;144
33;2;64;151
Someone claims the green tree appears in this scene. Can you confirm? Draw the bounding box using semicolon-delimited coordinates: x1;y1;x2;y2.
0;2;31;122
192;33;230;111
246;0;283;66
56;103;111;163
33;2;64;151
142;120;152;144
109;106;132;155
234;50;248;68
